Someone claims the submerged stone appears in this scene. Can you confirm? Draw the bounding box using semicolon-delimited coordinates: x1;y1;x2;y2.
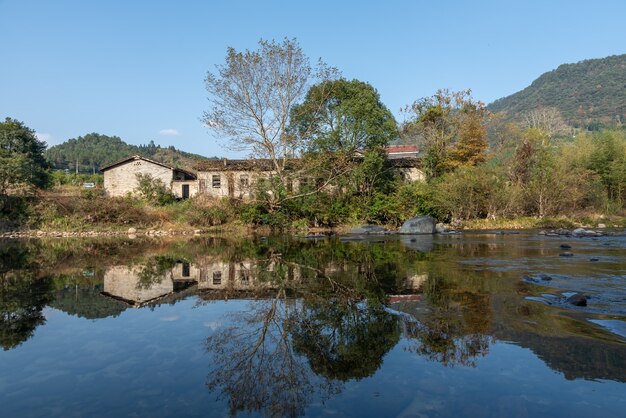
567;293;588;307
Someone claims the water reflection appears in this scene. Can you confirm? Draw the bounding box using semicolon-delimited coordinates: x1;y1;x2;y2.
0;234;625;416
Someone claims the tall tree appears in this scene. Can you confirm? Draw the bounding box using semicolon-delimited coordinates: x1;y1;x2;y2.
521;106;569;140
402;89;487;178
0;117;50;196
203;38;336;183
448;101;489;167
290;79;398;196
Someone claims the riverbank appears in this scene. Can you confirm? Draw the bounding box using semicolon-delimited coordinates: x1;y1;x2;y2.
1;217;624;240
1;191;624;239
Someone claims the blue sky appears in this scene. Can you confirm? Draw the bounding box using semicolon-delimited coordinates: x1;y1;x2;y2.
1;0;625;157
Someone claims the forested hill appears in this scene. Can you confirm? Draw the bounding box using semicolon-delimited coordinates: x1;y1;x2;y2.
45;133;212;173
488;54;626;128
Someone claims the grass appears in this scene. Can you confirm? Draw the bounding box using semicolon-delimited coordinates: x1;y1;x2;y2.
461;215;625;230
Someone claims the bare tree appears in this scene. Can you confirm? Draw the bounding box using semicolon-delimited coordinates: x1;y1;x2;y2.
521;107;570;141
203;38;336;182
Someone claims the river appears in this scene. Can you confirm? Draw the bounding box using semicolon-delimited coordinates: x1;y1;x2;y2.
1;231;625;417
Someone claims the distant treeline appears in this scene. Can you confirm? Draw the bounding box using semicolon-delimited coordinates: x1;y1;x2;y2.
45;133;212;173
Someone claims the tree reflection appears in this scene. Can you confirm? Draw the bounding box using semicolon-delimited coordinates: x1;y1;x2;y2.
397;272;493;367
205;261;400;417
206;290;336;417
291;298;399;381
0;242;54;350
0;276;53;351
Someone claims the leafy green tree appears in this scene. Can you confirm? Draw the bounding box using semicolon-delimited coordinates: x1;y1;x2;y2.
290;78;398;197
0;117;50;196
292;79;397;153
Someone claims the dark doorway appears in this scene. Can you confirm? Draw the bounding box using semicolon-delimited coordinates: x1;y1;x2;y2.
227;175;235;198
182;184;190;199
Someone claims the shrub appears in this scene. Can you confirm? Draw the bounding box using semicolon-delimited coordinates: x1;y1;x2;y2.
135;173;175;206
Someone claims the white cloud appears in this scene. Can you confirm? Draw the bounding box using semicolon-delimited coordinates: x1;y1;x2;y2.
35;132;58;146
203;321;222;330
159;128;180;136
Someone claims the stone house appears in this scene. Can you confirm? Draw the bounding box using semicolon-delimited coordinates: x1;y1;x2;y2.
193;159;277;199
100;155;197;198
101;149;424;200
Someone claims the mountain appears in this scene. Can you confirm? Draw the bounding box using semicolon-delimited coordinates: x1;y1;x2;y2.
45;133;213;173
488;54;626;128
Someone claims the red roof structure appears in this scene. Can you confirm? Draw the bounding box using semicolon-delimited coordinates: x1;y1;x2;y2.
385;145;419;159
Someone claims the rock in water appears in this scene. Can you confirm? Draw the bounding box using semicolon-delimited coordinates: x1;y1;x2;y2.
399;216;436;234
559;252;574;257
567;293;588;306
347;225;388;235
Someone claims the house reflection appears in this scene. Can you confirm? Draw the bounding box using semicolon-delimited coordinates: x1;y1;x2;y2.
102;256;427;307
102;264;195;307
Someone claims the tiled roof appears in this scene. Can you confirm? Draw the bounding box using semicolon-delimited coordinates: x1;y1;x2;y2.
99;155;196;178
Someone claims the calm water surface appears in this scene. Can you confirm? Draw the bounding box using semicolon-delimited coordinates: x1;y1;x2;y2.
1;231;625;417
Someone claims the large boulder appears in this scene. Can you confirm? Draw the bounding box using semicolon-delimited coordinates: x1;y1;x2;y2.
399;216;436;234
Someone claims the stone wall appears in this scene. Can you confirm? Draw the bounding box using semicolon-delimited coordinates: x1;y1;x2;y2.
104;160;174;197
172;180;199;199
397;167;426;182
196;170;271;199
103;266;174;304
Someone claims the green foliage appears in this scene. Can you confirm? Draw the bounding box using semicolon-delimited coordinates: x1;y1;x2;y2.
427;127;625;222
587;130;626;205
291;78;398;154
535;218;576;229
135;173;175;206
0;117;50;196
431;165;506;220
289;78;399;200
366;182;440;225
51;170;103;187
488;54;626;127
402;89;488;179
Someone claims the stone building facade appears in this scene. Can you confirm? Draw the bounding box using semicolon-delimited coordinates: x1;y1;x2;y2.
100;155;197;198
102;151;424;200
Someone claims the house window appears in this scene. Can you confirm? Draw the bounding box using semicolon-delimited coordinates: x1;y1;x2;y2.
240;174;249;188
199;179;206;193
182;263;190;277
212;271;222;285
212;175;221;188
